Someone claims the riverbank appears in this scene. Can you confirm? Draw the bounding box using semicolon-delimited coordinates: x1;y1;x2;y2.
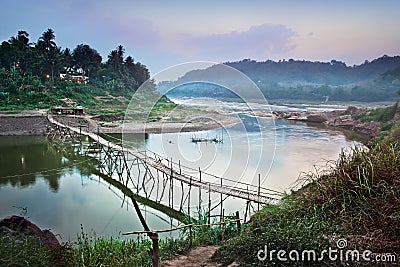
272;105;393;141
0;110;48;136
214;133;400;266
0;105;383;138
0;108;241;136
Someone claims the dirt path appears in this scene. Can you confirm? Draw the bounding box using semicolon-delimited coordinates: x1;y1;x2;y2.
163;246;238;267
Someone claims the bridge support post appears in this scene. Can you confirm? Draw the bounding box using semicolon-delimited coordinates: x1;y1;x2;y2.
188;177;192;222
150;233;159;267
170;158;173;209
220;177;223;225
258;174;261;211
208;183;211;226
198;167;202;212
236;211;241;234
130;195;159;266
221;209;225;241
244;201;250;222
189;225;193;248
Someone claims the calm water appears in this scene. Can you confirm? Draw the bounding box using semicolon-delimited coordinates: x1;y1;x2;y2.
0;102;360;241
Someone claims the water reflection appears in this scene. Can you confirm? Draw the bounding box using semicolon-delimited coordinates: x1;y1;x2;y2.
0;136;67;192
0;136;178;240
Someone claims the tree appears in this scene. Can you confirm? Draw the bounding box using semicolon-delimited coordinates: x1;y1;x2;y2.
121;55;137;88
61;48;74;72
72;44;102;79
36;28;60;82
134;62;150;85
107;45;125;75
0;41;14;70
2;31;32;73
37;28;56;52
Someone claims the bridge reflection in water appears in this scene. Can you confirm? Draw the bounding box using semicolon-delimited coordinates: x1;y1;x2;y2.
47;115;281;222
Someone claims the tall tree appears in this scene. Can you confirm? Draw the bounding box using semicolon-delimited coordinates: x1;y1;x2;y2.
72;44;102;79
36;28;60;82
107;45;125;75
122;55;137;88
134;62;150;85
3;31;32;73
37;28;56;52
61;48;74;72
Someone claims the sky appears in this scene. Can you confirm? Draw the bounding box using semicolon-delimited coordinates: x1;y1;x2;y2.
1;0;400;74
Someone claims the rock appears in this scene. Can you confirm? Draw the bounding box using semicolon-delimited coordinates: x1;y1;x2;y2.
353;121;381;139
306;113;328;123
285;112;307;121
0;215;59;247
272;110;285;119
346;106;358;114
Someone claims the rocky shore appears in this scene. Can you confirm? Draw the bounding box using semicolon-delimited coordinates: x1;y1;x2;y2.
0;215;59;247
273;106;381;140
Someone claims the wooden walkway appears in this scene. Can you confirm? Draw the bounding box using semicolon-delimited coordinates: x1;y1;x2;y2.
47;115;280;204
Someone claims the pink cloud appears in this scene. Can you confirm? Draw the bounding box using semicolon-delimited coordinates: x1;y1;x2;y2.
177;24;297;60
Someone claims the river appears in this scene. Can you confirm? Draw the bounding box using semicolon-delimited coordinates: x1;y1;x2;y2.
0;101;360;241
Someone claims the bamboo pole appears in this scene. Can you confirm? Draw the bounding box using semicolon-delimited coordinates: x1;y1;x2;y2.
258;174;261;211
221;209;225;241
123;218;241;235
235;211;241;234
198;167;202;212
208;183;211;225
150;233;159;267
189;225;193;248
188;176;192;221
170;158;173;209
220;177;223;223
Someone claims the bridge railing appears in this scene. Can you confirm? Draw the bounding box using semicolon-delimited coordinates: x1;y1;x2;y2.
122;210;243;267
48;115;283;203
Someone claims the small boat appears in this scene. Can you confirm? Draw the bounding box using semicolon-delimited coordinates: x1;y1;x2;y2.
191;137;223;144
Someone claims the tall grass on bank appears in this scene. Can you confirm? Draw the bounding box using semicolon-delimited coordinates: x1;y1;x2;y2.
74;209;240;266
0;209;240;266
214;137;400;266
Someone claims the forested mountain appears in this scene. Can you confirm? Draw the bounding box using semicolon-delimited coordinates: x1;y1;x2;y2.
160;56;400;102
226;56;400;86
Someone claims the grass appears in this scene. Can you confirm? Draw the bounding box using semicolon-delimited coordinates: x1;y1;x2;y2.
354;101;399;123
0;209;241;267
213;134;400;266
0;71;178;121
0;234;74;267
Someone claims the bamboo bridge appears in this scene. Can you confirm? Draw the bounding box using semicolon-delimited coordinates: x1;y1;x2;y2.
46;115;281;215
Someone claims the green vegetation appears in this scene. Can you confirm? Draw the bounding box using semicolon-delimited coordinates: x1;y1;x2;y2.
72;210;240;267
214;132;400;266
351;101;400;140
358;102;398;123
0;29;161;115
0;233;73;267
0;29;149;94
0;209;240;266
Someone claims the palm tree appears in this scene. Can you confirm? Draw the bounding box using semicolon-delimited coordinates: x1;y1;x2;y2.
37;29;59;83
38;28;56;51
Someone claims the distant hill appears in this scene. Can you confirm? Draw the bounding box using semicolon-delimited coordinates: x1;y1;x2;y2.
159;55;400;102
226;55;400;86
